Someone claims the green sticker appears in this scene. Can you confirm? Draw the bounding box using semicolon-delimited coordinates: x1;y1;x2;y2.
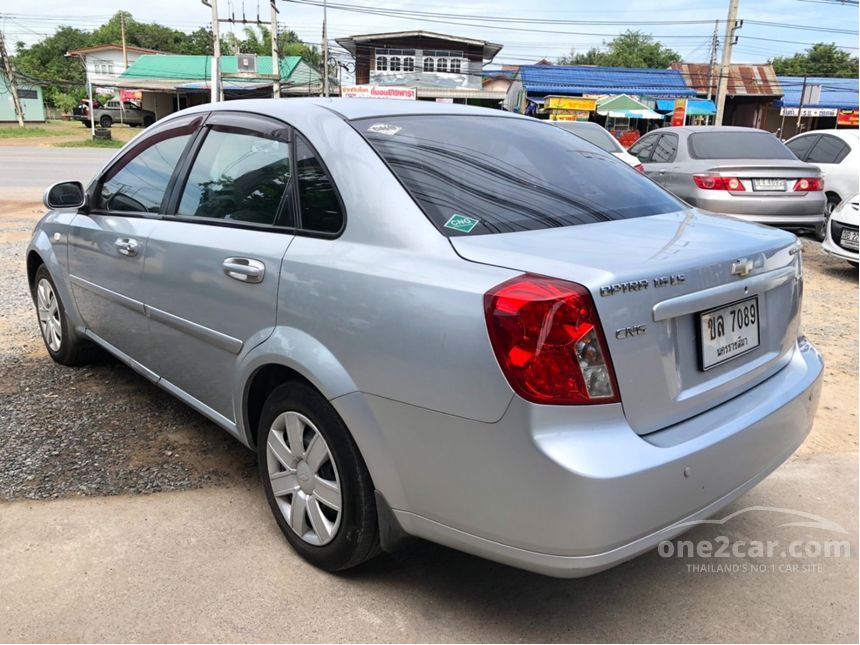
444;214;480;233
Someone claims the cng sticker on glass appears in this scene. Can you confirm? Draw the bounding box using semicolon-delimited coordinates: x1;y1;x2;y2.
444;214;480;233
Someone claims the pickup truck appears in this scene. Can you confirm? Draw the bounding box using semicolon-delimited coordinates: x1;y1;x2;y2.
71;99;156;128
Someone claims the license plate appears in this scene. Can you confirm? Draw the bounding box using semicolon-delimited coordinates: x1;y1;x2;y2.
840;229;859;250
698;296;760;371
752;178;786;191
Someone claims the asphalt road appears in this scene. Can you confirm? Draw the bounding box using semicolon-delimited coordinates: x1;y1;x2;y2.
0;147;115;201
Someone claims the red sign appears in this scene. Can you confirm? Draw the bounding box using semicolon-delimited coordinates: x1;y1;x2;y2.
670;99;687;127
837;109;859;127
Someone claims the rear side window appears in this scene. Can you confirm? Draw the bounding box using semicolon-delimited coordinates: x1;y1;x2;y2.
555;124;621;153
806;135;850;164
295;135;344;234
354;116;682;236
689;131;795;159
786;135;818;161
651;134;678;163
97;132;192;213
628;134;659;162
177;128;291;225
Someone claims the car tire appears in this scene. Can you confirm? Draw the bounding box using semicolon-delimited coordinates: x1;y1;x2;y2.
816;194;841;242
31;265;93;366
99;115;113;128
257;381;381;571
82;120;91;128
142;116;155;127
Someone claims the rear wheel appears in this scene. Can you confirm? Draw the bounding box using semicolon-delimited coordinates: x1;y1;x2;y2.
99;115;112;128
257;381;380;571
816;194;841;242
32;265;93;366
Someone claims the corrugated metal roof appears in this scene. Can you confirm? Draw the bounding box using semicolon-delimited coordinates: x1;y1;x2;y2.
776;76;859;109
121;55;304;82
671;63;781;97
519;65;695;98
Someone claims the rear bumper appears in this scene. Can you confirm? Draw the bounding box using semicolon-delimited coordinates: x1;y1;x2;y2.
689;193;825;226
358;338;823;577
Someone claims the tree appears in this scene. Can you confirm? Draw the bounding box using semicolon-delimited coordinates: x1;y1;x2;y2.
770;43;858;78
558;30;682;68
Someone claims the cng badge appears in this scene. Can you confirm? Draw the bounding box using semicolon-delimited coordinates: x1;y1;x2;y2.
444;214;480;233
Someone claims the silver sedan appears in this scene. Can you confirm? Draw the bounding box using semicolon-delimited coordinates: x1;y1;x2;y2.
27;99;822;577
629;125;826;228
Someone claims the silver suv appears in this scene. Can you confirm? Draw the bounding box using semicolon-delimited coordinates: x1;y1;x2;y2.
28;99;823;577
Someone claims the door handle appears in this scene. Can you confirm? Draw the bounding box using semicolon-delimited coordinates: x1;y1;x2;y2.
114;237;139;257
223;257;265;284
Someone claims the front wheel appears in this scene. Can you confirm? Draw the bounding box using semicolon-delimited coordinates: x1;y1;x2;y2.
816;195;841;242
99;115;112;128
32;265;93;365
258;382;380;571
142;116;155;127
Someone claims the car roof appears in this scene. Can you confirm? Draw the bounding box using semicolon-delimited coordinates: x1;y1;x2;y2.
655;125;774;135
183;97;526;122
788;128;859;142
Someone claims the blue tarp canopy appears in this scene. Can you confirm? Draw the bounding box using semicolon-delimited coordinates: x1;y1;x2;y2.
775;76;858;110
656;98;717;115
520;65;696;98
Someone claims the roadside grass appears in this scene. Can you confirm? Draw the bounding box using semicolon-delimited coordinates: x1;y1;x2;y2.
0;127;60;139
52;139;126;149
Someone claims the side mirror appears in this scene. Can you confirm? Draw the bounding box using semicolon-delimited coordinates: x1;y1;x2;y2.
44;181;86;210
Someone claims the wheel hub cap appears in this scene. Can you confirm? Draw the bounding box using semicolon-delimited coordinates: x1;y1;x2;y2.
265;411;342;546
36;278;62;352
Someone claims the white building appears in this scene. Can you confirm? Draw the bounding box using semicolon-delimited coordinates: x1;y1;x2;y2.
66;44;164;90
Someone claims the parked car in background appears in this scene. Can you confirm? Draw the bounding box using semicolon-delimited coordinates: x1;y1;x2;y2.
552;120;642;170
629;125;825;229
72;98;156;129
785;129;859;240
822;192;859;264
28;99;822;578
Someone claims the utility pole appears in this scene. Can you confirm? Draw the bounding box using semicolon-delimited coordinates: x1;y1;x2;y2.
120;12;129;69
321;0;329;97
202;0;222;102
796;75;808;134
705;19;720;125
270;1;280;98
714;0;740;126
0;32;25;126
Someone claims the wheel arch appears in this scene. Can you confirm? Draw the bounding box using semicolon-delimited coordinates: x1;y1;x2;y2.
26;250;44;292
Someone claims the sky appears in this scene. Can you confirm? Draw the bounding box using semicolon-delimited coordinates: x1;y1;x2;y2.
1;0;858;67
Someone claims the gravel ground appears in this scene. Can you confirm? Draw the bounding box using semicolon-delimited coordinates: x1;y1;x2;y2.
0;200;856;500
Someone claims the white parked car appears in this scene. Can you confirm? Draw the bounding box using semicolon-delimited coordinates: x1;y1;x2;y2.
822;192;859;264
785;129;859;239
553;121;643;170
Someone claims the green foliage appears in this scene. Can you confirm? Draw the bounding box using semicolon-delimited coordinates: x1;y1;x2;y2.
558;30;682;68
770;43;859;78
0;126;53;138
53;138;126;148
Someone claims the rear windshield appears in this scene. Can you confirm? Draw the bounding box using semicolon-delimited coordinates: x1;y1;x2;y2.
688;131;795;160
354;115;683;236
555;123;622;153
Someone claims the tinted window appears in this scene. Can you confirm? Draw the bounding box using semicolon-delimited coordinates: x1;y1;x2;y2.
555;123;621;153
98;133;191;213
296;135;344;234
177;128;291;225
628;134;659;162
688;131;795;159
355;116;683;236
806;135;850;164
651;134;678;163
786;135;818;161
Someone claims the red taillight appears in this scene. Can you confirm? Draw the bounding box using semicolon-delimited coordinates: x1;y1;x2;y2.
693;175;745;191
633;163;645;173
793;177;823;192
484;275;619;405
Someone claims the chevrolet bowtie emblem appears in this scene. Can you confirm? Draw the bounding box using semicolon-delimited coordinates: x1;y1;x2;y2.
731;259;754;277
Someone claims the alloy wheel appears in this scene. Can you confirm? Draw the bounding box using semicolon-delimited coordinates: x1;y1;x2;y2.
266;411;342;546
36;278;62;352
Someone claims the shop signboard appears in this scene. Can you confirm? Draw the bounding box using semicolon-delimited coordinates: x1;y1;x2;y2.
341;85;417;100
544;96;596;112
837;109;859;127
671;99;687;127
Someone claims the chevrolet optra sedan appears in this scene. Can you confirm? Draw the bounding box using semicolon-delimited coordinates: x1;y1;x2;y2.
28;99;823;577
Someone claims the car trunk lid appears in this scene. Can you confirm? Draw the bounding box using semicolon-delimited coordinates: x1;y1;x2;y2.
451;209;803;434
702;160;821;196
